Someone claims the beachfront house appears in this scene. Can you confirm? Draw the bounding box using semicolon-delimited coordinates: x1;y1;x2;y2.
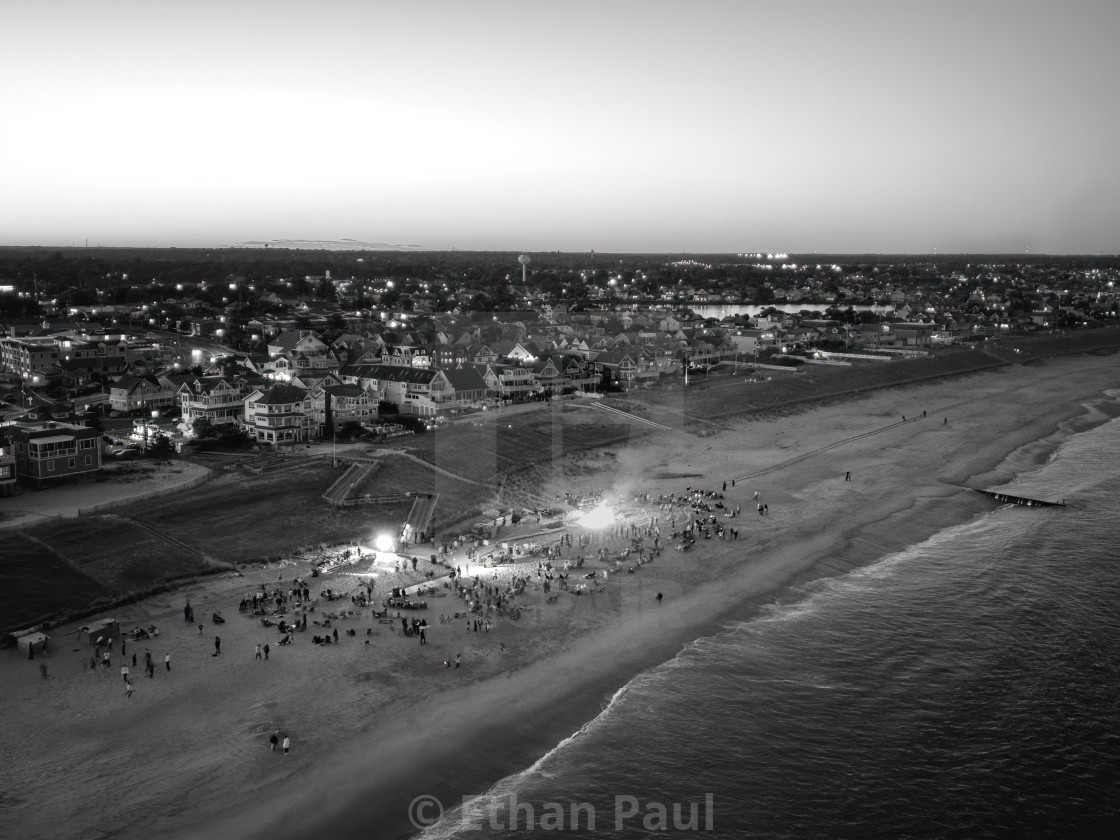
178;376;258;429
5;420;102;488
243;384;313;445
309;384;377;435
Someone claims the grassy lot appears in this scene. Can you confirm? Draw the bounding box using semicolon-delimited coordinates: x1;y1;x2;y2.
0;531;109;632
35;517;211;597
620;345;1010;425
127;461;412;563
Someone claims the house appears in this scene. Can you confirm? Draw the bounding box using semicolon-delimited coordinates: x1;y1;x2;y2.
109;374;180;413
728;328;769;357
493;363;537;399
528;356;566;394
0;337;59;379
178;376;257;429
0;433;16;495
310;384;376;434
5;421;102;487
343;364;454;416
441;365;490;405
890;322;938;347
594;348;638;387
266;330;332;370
243;384;312;445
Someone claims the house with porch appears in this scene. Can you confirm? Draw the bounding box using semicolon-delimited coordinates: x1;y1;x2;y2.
179;376;258;429
309;384;377;435
243;384;313;445
5;421;102;487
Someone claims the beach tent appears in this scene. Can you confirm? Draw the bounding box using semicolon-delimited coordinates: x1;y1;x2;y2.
17;632;49;657
79;618;120;645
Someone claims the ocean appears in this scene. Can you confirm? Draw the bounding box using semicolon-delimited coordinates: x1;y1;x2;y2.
415;404;1120;839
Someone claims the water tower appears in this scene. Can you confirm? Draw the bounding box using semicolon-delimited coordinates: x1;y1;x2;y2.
517;254;531;284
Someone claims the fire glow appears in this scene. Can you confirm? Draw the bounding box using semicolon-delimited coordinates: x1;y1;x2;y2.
577;501;615;530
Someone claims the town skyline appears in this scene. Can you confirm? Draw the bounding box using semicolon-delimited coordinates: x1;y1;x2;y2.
4;0;1119;254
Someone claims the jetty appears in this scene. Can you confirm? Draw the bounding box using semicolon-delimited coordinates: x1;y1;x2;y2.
975;489;1066;507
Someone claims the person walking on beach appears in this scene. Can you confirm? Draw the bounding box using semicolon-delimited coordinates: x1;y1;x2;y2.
165;653;171;671
845;471;851;482
455;653;461;669
263;643;270;661
39;662;48;680
656;592;663;605
269;732;279;752
255;644;262;661
214;636;221;656
121;664;130;684
125;680;133;699
282;735;290;755
198;624;203;636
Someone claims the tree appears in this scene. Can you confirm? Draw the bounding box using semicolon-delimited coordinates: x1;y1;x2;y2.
191;417;214;438
147;432;174;458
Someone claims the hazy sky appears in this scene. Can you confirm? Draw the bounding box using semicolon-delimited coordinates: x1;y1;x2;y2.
3;0;1118;253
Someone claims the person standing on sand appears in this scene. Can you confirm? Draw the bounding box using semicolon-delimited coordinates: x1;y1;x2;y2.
214;636;221;656
39;662;48;679
198;624;203;636
165;653;171;671
657;592;663;605
455;653;461;669
269;732;279;751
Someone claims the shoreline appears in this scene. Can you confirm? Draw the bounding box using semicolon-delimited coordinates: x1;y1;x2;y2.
2;354;1117;840
224;358;1120;840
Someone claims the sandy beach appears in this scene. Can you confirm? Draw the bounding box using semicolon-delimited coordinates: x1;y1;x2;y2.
2;353;1117;840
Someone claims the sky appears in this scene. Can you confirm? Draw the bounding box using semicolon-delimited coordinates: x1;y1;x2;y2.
3;0;1118;253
